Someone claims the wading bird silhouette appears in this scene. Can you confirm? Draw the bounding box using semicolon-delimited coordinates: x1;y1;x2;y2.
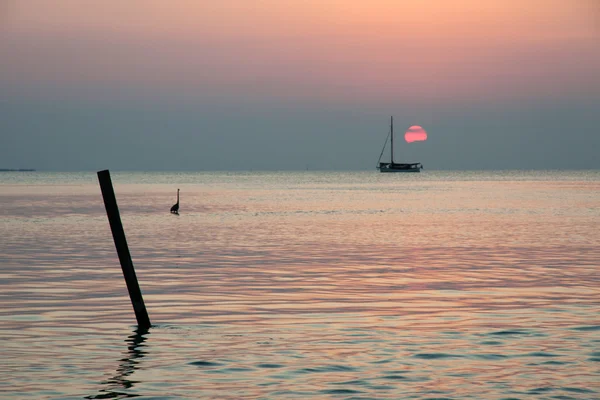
170;189;180;214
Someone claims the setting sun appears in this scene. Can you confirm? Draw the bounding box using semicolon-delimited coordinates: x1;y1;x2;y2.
405;125;428;143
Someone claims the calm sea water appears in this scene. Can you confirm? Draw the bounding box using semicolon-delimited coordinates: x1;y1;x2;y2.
1;171;599;399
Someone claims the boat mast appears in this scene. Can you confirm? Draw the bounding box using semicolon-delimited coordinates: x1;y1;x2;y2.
390;116;394;164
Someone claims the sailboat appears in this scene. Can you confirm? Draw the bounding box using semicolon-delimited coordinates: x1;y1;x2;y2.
377;116;423;173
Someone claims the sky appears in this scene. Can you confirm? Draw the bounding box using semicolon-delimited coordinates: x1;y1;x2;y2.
1;0;599;170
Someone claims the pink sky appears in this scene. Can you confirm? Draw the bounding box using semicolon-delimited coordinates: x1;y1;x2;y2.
1;0;599;106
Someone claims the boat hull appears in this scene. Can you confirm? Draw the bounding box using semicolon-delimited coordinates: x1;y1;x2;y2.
378;163;422;173
379;167;421;173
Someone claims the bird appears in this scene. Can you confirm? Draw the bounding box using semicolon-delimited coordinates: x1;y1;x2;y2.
170;189;180;214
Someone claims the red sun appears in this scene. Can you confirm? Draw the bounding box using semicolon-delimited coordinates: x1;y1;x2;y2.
404;125;428;143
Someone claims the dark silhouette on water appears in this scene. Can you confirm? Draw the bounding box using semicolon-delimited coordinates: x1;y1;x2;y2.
170;189;180;214
97;169;151;330
85;327;149;399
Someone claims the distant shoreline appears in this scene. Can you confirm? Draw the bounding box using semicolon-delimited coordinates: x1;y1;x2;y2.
0;169;36;172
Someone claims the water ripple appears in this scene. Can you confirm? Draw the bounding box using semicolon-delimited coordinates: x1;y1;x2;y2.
2;171;600;399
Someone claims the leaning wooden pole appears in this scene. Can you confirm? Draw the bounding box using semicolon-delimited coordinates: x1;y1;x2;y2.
97;169;151;330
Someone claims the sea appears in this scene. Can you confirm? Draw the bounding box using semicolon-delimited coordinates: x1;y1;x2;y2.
1;170;599;399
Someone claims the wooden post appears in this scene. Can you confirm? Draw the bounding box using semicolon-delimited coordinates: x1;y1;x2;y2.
97;169;151;330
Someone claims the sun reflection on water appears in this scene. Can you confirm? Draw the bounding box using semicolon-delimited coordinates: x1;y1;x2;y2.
1;171;599;398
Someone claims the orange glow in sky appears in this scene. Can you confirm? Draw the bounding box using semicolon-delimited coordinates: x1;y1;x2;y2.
0;0;598;105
